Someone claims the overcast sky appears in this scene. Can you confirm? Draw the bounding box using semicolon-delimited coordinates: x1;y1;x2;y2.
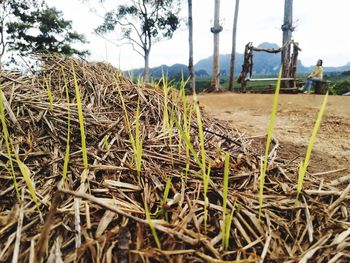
47;0;350;70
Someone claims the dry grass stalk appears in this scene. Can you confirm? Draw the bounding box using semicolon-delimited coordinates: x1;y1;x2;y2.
0;54;349;262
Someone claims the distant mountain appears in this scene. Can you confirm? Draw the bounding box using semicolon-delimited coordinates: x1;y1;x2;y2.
129;42;350;78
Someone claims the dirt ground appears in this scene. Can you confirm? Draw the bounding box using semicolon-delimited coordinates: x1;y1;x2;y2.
198;93;350;176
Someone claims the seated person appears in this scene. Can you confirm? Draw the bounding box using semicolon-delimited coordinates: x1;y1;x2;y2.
302;59;323;94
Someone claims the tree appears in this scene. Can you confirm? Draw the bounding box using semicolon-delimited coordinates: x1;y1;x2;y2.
0;0;89;66
211;0;222;91
96;0;181;82
187;0;195;94
228;0;239;92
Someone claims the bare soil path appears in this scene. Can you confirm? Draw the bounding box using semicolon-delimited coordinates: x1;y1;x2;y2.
198;93;350;175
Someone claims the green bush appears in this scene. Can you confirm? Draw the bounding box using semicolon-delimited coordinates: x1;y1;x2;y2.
329;80;350;95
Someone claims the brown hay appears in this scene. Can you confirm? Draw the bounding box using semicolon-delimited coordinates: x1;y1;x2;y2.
0;54;349;262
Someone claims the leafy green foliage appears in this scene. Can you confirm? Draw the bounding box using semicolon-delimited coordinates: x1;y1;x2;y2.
97;1;180;40
329;80;350;95
1;0;89;58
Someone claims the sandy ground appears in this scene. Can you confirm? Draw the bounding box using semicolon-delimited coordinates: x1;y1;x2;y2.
198;93;350;175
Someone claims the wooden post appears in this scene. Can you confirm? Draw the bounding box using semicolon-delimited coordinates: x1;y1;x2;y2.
289;42;301;88
211;0;222;91
188;0;196;94
237;42;253;92
228;0;240;92
281;0;293;87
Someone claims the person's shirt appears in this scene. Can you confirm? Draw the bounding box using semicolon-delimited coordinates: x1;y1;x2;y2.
308;66;323;80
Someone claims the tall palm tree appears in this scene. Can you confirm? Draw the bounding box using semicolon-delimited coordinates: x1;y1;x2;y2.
211;0;222;91
188;0;195;94
228;0;240;91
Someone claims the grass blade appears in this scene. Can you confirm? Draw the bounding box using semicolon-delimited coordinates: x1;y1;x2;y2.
259;66;282;218
135;98;143;185
222;152;230;249
162;177;172;205
162;177;172;221
194;94;206;177
72;65;89;188
15;154;40;210
115;79;142;186
162;70;169;132
61;67;71;187
144;202;161;249
297;92;329;200
193;94;209;232
174;118;202;169
44;76;53;112
0;84;19;199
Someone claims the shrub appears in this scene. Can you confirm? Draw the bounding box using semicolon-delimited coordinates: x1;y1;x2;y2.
330;80;350;95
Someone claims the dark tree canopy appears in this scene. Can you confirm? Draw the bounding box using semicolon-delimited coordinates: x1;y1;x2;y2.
96;0;181;81
0;0;89;63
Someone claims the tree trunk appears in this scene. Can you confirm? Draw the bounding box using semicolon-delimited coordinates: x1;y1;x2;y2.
228;0;239;92
188;0;195;94
281;0;293;83
211;0;222;92
144;49;150;82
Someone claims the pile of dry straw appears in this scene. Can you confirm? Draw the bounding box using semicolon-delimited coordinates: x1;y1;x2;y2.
0;54;349;262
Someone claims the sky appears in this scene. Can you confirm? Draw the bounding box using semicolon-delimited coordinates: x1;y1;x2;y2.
46;0;350;70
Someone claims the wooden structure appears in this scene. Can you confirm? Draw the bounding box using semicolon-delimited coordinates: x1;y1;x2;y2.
237;40;301;92
314;80;330;94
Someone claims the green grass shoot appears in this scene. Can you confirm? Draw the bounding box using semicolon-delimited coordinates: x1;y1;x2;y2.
134;98;143;185
178;78;185;157
162;70;170;132
183;102;193;180
14;149;41;213
259;66;282;218
168;91;176;164
160;70;177;165
128;70;134;82
137;74;143;86
43;76;53;112
222;152;230;249
161;177;172;221
174;118;202;172
192;93;211;233
72;65;89;189
162;177;172;206
0;84;20;199
103;135;110;150
61;67;71;187
194;94;206;177
115;80;142;186
178;74;191;173
203;163;211;232
144;201;161;249
225;207;234;250
296;92;329;200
